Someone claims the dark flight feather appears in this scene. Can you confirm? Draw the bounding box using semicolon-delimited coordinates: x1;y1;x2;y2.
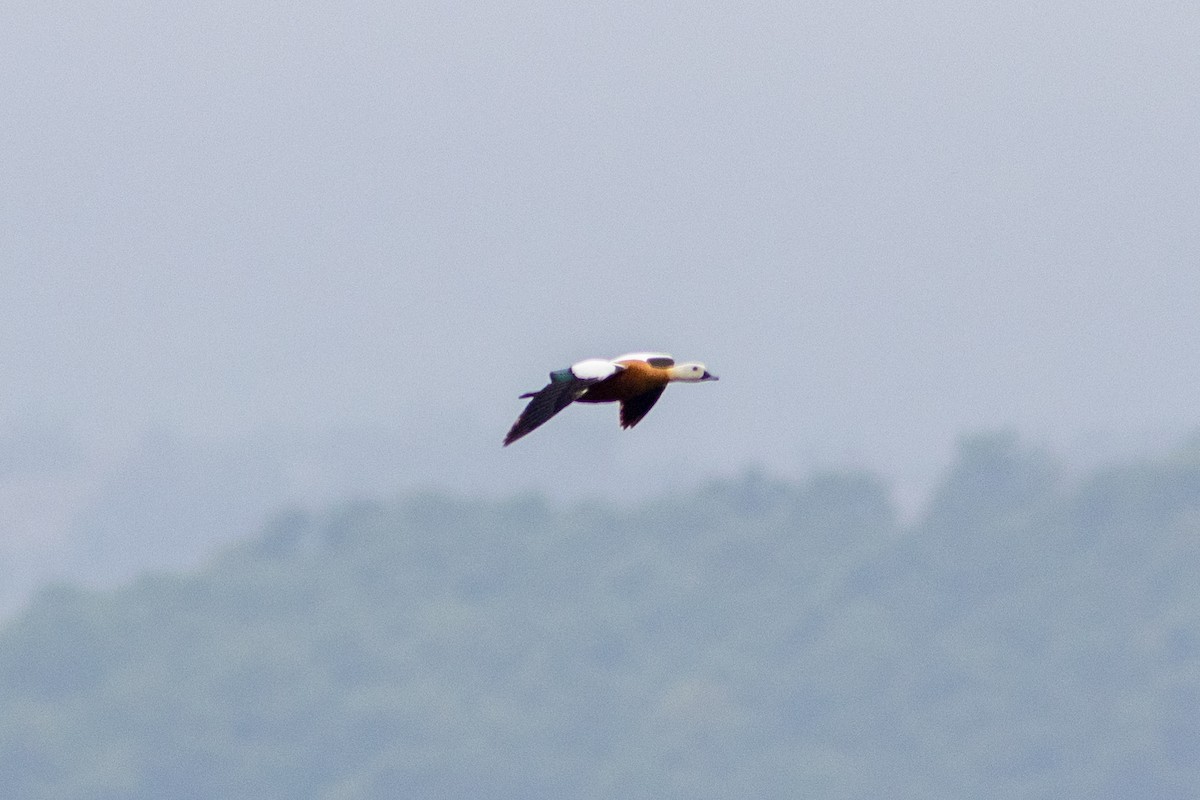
619;385;666;429
504;377;592;446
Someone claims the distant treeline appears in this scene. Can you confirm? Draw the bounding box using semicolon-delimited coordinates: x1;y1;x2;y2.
1;432;1198;799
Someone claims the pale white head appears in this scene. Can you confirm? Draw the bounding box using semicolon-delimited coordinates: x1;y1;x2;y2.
666;362;718;382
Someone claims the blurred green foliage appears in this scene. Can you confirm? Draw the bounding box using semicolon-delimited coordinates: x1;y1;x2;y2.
1;433;1198;799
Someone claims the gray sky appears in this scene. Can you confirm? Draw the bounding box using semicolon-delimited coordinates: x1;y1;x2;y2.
3;1;1200;500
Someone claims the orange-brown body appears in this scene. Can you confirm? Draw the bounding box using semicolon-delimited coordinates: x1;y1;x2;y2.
575;360;669;403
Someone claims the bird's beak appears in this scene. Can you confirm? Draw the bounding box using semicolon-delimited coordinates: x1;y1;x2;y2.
702;371;718;381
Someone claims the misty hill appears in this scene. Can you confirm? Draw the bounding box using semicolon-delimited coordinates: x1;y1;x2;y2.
1;433;1198;799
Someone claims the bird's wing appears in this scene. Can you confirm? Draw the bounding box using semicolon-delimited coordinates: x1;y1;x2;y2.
619;385;667;429
568;358;624;380
611;352;674;368
504;363;619;446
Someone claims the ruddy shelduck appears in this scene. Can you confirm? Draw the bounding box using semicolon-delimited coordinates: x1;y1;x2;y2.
503;352;718;446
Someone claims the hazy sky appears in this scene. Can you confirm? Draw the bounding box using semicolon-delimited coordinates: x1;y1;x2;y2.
4;1;1199;499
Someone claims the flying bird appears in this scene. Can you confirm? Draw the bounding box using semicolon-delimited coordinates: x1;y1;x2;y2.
503;352;718;446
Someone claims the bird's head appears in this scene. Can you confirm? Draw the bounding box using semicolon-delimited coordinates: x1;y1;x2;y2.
667;362;719;382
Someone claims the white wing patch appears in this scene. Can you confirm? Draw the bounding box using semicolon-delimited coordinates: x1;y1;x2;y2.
570;358;624;381
611;352;674;367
